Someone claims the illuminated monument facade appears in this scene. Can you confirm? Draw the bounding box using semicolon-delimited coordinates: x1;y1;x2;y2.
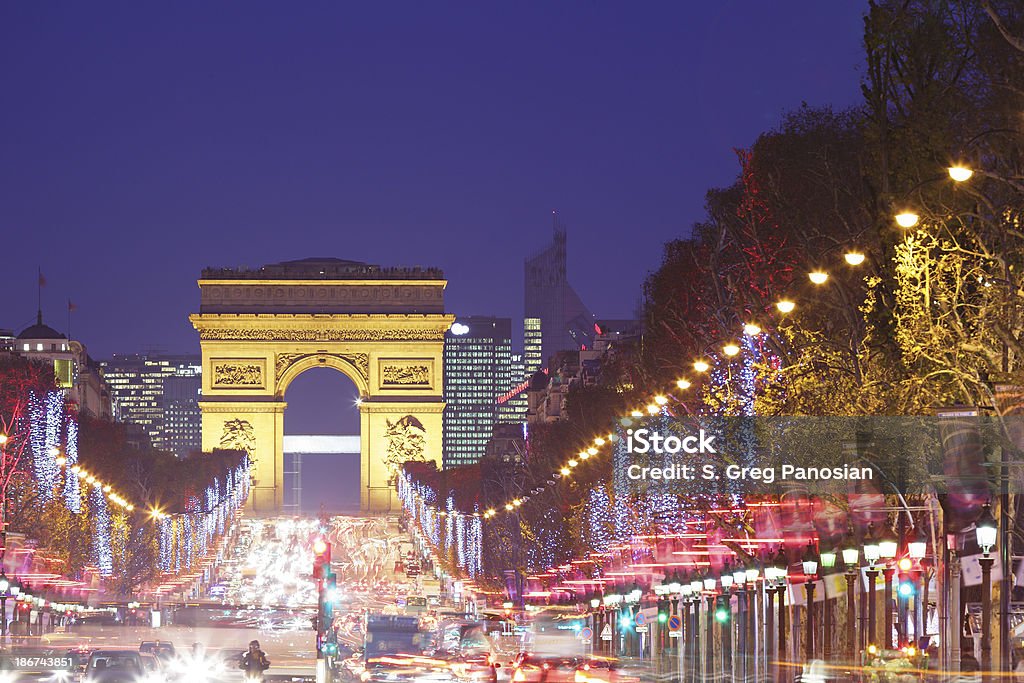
190;258;452;513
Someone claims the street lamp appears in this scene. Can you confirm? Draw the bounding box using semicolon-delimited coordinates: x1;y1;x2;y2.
879;527;899;649
976;504;997;677
842;540;860;661
820;547;837;660
802;542;819;660
864;525;881;650
0;571;8;643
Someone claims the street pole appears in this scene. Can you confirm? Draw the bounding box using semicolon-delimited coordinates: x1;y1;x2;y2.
980;555;994;682
777;585;787;683
705;594;715;683
866;566;879;648
805;581;816;660
765;585;775;683
883;565;894;649
845;571;857;661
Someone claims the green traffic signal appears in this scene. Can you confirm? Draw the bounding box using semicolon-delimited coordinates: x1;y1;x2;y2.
714;607;729;623
658;612;668;624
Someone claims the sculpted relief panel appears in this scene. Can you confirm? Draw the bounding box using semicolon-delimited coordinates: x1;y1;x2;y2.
379;359;433;388
212;360;265;388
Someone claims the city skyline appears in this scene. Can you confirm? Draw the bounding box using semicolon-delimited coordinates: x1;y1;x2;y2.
1;2;866;359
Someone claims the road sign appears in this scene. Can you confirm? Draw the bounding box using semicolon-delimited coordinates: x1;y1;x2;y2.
669;630;681;638
600;624;612;641
634;612;647;627
580;627;593;640
635;626;649;634
668;615;682;631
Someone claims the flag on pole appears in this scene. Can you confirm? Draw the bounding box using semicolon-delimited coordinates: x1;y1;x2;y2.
38;270;46;287
68;300;77;313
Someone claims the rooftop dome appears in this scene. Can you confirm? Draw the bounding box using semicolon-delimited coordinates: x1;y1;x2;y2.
17;312;66;340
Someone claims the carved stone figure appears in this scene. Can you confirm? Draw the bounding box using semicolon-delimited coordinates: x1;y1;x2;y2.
382;415;426;483
219;419;258;485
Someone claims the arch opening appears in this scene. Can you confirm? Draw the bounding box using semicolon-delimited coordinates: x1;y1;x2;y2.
283;366;361;515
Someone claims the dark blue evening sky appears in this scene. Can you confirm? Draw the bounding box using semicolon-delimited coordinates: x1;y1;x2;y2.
1;1;866;358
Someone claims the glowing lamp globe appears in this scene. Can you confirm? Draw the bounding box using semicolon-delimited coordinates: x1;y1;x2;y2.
693;360;710;373
844;252;866;266
878;530;899;560
976;504;997;554
720;574;733;589
654;395;668;406
908;529;927;560
723;343;740;357
776;300;796;314
842;546;860;570
676;379;691;390
948;165;973;182
895;212;920;229
703;577;716;591
820;548;837;570
689;580;702;594
808;271;829;285
743;323;761;336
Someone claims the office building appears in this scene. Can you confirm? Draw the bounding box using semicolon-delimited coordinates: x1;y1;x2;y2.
163;374;202;458
100;354;201;454
524;216;594;368
443;317;512;468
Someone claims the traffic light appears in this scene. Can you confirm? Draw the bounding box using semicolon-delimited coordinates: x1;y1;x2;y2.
714;598;730;623
321;641;338;657
898;580;915;598
657;598;668;623
313;539;331;579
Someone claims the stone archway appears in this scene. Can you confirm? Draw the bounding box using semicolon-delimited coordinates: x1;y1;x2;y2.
190;258;452;513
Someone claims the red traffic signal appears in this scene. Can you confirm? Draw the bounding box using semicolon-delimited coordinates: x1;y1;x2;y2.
313;539;332;579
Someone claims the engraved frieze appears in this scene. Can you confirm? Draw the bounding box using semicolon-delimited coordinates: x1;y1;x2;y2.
212;361;265;387
381;363;431;386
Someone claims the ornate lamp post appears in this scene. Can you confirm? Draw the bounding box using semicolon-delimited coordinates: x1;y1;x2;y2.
689;578;703;683
802;542;819;660
878;527;899;649
703;575;717;681
842;541;860;662
0;572;8;643
863;527;881;650
744;564;760;683
976;504;997;681
819;546;837;661
720;569;734;679
732;566;748;683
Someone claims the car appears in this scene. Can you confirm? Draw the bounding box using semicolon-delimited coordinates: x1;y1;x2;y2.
510;655;581;683
85;650;147;683
140;640;177;660
139;652;167;682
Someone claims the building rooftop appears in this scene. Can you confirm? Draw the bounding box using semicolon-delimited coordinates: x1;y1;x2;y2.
201;257;445;280
17;313;66;340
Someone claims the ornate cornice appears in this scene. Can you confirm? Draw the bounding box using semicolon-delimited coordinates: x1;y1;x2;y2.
199;401;287;414
359;402;445;414
190;313;453;342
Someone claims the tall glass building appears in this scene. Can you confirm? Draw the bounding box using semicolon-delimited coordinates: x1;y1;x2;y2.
99;354;201;456
524;217;594;367
443;317;512;468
